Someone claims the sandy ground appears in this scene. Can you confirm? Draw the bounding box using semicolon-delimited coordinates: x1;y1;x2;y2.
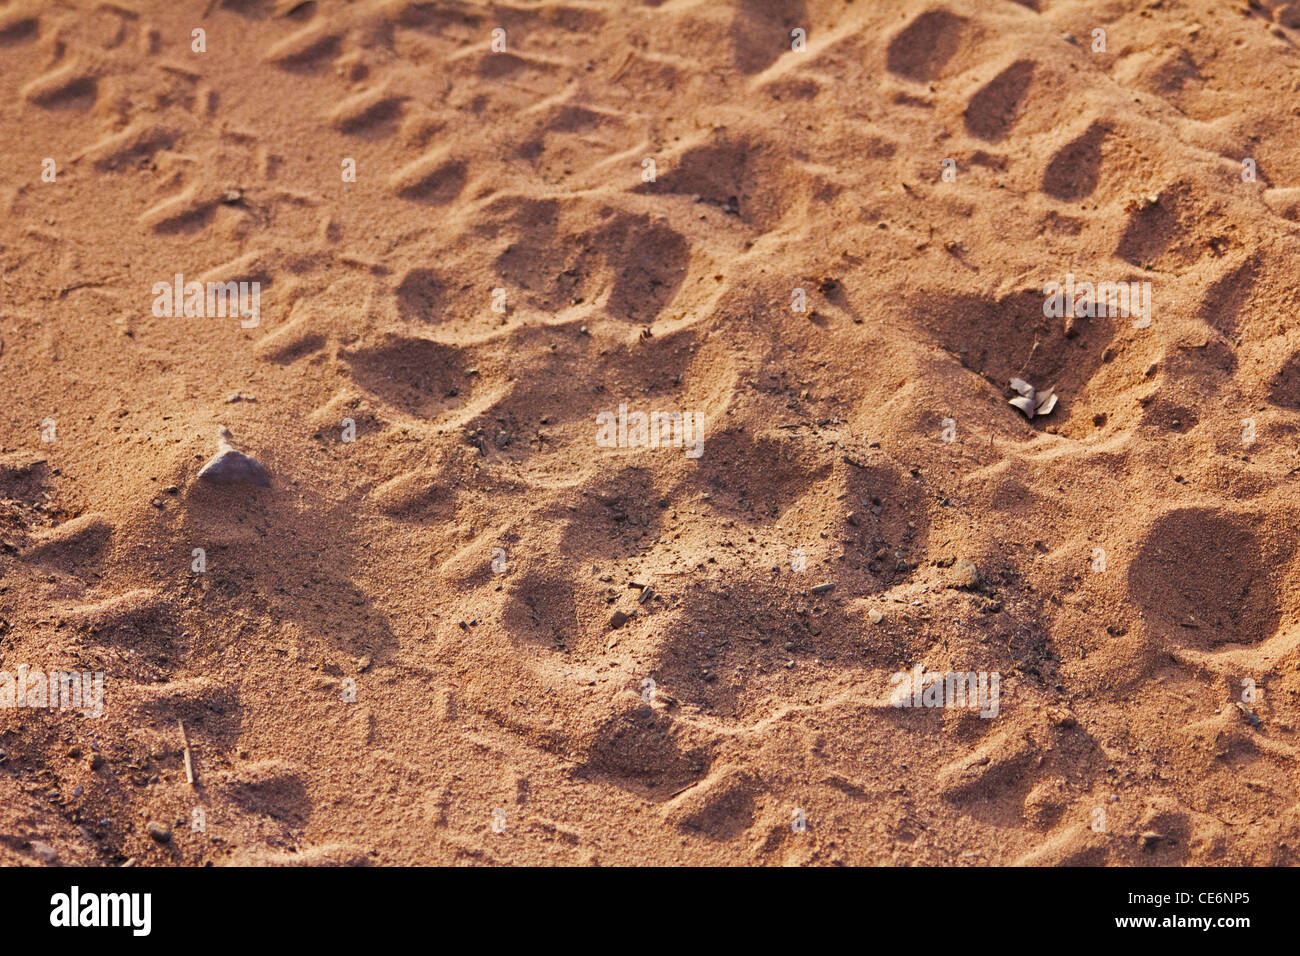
2;0;1300;866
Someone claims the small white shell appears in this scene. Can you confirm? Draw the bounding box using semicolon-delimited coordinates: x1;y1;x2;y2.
1009;395;1037;417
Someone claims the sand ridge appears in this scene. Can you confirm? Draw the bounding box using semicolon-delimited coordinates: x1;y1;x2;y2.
1;0;1299;865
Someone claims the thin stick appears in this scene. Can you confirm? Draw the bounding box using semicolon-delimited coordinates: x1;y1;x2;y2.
178;719;195;788
56;276;120;298
610;51;635;83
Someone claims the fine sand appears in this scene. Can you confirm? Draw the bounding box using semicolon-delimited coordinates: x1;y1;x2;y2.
2;0;1300;866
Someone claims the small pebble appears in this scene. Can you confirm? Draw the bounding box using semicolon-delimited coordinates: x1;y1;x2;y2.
146;821;171;843
29;840;58;864
197;426;270;487
950;560;980;589
868;609;884;624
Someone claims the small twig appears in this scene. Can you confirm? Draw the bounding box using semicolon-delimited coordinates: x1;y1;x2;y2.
610;51;635;83
56;275;120;298
178;719;195;788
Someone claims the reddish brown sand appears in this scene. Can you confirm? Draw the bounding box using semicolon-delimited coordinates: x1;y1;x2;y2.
2;0;1300;866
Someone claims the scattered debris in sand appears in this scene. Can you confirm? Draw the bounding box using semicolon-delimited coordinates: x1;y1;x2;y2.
2;0;1297;872
1125;192;1161;213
